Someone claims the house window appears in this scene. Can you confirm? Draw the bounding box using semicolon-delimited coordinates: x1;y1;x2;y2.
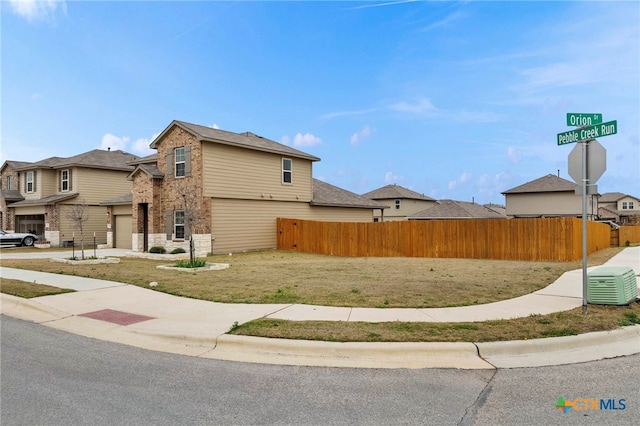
175;147;186;177
395;199;401;210
7;176;12;190
622;201;635;210
174;210;185;239
61;170;70;191
630;202;635;210
26;171;34;193
282;158;292;184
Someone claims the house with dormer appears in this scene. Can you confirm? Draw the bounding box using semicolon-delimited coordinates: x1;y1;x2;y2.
0;149;138;246
120;120;385;254
598;192;640;224
501;174;598;219
361;184;437;221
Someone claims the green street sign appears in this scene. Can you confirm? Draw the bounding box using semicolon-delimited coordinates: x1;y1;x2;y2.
566;113;603;127
557;120;617;145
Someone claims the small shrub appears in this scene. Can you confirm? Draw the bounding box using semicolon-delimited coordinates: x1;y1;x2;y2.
228;321;240;332
625;240;631;247
175;259;207;268
170;247;186;254
149;246;166;254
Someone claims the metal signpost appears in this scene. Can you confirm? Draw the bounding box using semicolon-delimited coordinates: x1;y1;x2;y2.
559;113;614;314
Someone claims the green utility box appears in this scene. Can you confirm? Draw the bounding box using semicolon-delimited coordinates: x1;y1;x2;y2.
587;266;638;305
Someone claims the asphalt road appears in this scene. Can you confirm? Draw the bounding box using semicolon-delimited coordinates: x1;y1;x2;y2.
2;316;638;426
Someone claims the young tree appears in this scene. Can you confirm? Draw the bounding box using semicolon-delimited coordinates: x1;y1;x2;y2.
66;200;89;260
172;181;205;264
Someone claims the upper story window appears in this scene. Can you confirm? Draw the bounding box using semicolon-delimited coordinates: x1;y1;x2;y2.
60;169;70;192
175;147;186;177
6;176;13;190
282;158;292;184
174;210;185;239
395;199;401;210
26;171;35;193
622;201;635;210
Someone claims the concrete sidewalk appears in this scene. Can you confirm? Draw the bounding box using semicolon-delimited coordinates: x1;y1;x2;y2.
1;247;639;369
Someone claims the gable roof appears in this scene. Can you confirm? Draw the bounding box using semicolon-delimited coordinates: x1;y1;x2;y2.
311;179;388;209
8;193;79;207
127;164;164;180
150;120;321;162
502;174;577;194
13;149;139;172
1;160;33;172
599;192;639;203
362;184;436;201
409;200;506;219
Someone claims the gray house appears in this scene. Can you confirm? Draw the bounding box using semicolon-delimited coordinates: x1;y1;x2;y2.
362;184;437;221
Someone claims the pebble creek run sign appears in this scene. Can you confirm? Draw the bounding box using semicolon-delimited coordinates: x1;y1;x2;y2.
557;120;617;145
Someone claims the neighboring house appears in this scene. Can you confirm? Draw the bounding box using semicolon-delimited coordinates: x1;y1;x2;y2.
598;192;640;224
501;174;598;219
407;199;506;220
361;184;437;221
0;149;139;246
123;120;385;254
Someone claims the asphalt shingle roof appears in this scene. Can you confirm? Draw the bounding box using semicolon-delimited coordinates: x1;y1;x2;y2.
312;179;388;209
14;149;139;172
501;174;577;194
599;192;638;203
409;200;506;219
152;121;320;162
8;193;79;207
362;184;436;201
100;193;133;205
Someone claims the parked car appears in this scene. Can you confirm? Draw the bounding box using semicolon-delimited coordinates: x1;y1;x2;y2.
0;230;39;247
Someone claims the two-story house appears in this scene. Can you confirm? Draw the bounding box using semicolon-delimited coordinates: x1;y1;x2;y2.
598;192;640;224
361;184;437;221
122;120;385;254
407;199;506;220
501;174;598;219
0;149;138;246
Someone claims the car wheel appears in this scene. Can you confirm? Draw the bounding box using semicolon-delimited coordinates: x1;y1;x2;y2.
22;236;35;247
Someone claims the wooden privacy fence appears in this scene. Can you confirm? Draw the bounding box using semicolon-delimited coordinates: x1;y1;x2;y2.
618;225;640;246
277;217;611;261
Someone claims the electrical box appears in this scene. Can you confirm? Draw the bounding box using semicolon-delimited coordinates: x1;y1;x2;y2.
587;266;638;305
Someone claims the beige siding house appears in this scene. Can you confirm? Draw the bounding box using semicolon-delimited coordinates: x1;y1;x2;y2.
598;192;640;224
502;174;598;219
128;120;385;254
362;184;437;221
0;149;138;246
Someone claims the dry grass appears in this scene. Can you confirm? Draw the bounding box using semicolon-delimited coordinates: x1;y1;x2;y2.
231;302;640;342
0;279;75;298
2;247;637;342
0;247;621;308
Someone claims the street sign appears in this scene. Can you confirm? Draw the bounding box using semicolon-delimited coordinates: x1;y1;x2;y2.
557;120;617;145
566;113;603;127
568;139;606;184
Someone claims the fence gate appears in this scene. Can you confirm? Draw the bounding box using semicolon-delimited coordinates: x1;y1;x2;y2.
610;229;619;247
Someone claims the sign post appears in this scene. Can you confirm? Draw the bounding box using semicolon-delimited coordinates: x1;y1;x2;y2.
559;113;613;314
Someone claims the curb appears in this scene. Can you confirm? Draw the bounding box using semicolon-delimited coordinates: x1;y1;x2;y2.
476;325;640;368
208;334;494;369
0;293;71;323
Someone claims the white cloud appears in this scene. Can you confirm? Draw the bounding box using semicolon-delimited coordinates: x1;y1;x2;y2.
350;125;373;145
391;98;437;115
31;92;43;100
210;123;220;129
321;108;376;120
384;171;404;185
448;172;472;190
507;147;521;164
132;133;159;156
291;132;322;147
100;134;129;151
9;0;66;23
100;132;158;156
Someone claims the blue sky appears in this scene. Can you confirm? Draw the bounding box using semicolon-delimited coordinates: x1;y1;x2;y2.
2;1;639;204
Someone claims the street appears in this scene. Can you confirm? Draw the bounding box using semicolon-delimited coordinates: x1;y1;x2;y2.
1;316;638;425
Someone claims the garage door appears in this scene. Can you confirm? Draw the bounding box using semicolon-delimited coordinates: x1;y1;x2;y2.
114;215;132;249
